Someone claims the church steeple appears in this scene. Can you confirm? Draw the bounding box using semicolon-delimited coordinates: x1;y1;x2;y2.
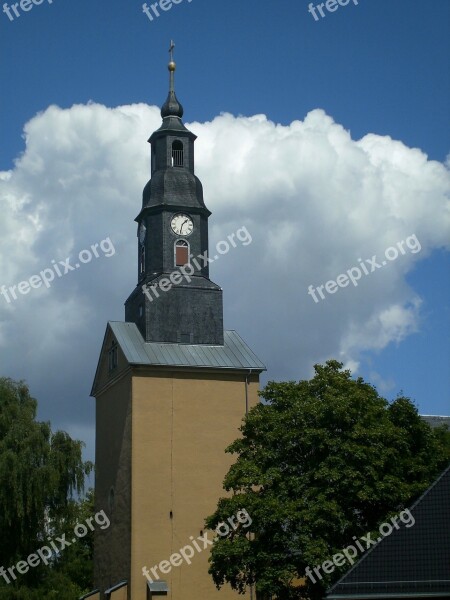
124;43;224;346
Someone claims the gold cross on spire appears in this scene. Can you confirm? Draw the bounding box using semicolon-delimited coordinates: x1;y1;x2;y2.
169;40;175;63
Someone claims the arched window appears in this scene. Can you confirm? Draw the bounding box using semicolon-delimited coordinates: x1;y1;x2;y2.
175;240;189;267
171;140;184;167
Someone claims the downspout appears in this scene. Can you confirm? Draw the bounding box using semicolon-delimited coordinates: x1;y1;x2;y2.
245;369;254;600
245;372;249;415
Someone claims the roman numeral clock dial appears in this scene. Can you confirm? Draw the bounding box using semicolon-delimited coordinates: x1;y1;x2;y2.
171;214;193;236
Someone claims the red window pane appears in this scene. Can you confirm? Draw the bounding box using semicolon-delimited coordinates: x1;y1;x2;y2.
176;245;189;266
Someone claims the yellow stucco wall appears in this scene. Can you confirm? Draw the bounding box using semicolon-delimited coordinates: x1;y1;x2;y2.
82;593;101;600
94;329;132;595
130;369;259;600
93;332;260;600
109;586;128;600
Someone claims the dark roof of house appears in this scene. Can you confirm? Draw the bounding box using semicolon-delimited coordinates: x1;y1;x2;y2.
421;415;450;430
109;321;266;372
327;464;450;599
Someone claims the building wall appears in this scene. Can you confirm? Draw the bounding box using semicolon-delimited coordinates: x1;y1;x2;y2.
109;586;128;600
130;369;260;600
94;334;132;596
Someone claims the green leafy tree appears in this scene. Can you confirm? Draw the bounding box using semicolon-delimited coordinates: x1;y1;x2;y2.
0;491;96;600
0;377;93;598
206;361;450;599
54;490;96;593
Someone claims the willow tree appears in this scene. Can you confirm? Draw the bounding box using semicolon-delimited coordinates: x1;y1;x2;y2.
0;377;92;584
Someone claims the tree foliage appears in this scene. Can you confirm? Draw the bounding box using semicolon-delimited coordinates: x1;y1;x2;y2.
55;490;96;593
206;361;450;599
0;377;94;598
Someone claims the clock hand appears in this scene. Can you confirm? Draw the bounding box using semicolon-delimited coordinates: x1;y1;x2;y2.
180;219;188;233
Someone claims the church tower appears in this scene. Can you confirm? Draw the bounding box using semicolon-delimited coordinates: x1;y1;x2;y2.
124;42;223;346
90;44;265;600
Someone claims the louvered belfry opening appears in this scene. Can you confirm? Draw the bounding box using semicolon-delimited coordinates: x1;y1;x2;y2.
171;140;184;167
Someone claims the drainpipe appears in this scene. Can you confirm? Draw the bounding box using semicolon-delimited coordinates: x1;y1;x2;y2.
245;369;254;600
245;368;253;415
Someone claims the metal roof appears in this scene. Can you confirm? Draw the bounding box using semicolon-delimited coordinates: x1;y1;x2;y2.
147;580;169;593
421;415;450;429
109;321;266;372
79;591;100;600
104;580;127;594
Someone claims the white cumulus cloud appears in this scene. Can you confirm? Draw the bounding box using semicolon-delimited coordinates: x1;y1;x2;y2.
0;103;449;458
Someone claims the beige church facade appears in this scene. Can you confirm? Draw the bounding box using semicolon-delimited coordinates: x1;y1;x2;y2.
88;45;265;600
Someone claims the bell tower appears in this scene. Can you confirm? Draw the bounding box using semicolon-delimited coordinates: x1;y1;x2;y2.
91;42;266;600
125;42;223;345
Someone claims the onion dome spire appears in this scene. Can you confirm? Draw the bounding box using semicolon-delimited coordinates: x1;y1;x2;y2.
161;40;184;119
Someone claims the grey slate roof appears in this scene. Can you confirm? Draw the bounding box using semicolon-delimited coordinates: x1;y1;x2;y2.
421;415;450;430
109;321;266;372
327;464;450;599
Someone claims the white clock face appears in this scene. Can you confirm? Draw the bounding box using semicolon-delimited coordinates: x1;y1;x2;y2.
171;214;193;236
139;222;146;244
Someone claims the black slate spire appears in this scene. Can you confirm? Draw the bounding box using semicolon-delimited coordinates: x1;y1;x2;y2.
161;40;184;119
124;43;224;346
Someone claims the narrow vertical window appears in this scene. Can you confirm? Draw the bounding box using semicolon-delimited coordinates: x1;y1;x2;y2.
140;246;145;275
171;140;184;167
175;240;189;267
108;341;118;372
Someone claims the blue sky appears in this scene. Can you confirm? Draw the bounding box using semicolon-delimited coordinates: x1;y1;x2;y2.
2;0;449;165
0;0;449;458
